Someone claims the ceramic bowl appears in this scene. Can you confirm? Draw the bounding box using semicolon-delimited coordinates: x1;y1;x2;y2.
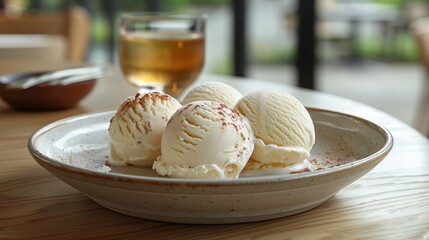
28;108;393;224
0;77;96;111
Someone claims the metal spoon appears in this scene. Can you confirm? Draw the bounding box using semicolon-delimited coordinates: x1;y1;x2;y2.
2;65;110;90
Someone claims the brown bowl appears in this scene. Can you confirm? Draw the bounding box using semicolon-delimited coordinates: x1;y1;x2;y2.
0;80;96;111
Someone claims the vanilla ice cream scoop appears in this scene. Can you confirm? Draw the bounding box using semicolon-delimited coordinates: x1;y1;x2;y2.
109;92;181;167
153;101;254;179
182;82;242;109
234;90;315;173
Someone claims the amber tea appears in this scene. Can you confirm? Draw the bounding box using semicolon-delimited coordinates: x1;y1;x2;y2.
119;31;205;96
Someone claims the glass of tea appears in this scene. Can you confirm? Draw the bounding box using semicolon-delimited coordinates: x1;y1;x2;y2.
118;12;206;98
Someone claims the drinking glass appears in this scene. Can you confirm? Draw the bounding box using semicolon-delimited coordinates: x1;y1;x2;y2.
118;12;206;97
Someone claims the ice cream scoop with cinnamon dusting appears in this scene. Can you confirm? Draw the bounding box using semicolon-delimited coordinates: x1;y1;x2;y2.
108;92;181;167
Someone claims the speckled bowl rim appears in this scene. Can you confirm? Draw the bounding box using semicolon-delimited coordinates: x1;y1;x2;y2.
28;108;393;186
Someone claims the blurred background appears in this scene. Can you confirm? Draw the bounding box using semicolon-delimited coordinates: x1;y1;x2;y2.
2;0;429;134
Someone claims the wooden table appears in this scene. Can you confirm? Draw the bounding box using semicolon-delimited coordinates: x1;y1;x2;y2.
1;65;429;239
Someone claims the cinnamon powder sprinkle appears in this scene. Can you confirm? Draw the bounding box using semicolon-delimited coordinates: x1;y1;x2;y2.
118;92;173;113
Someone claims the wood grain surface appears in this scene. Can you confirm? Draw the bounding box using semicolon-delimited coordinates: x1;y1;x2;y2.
1;64;429;239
